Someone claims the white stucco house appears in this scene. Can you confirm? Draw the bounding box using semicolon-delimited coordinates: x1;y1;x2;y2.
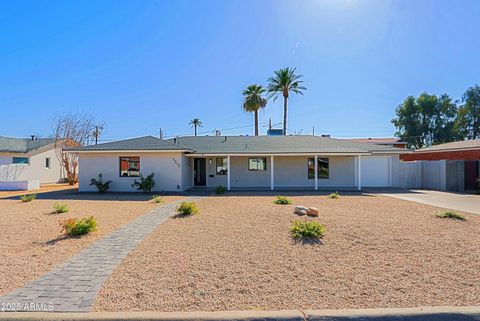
71;135;404;192
0;136;65;190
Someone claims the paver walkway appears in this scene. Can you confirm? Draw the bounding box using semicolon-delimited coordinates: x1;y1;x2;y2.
0;197;202;312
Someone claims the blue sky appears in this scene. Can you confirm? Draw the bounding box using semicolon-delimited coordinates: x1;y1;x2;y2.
1;0;479;141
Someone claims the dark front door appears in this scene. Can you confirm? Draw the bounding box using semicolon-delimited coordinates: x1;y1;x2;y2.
464;160;479;194
194;158;207;186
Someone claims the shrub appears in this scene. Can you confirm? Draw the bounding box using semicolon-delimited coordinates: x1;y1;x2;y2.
274;196;292;205
151;195;164;204
290;220;326;239
53;203;69;214
89;173;111;193
215;185;226;194
20;194;36;202
60;216;97;236
177;201;199;215
131;173;155;193
328;191;340;199
435;211;466;221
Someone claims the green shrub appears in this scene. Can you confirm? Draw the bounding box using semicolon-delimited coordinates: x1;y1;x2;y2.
131;173;155;193
328;191;340;199
60;216;97;236
215;186;226;194
290;220;326;239
177;201;199;215
89;173;111;193
151;195;164;204
20;194;36;202
274;196;292;205
53;203;69;214
435;211;466;221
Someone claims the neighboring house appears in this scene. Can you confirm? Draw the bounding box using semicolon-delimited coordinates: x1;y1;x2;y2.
400;140;480;194
347;138;407;149
0;136;65;190
71;135;404;192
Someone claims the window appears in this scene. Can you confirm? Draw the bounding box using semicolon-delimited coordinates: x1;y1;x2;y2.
12;157;29;164
216;157;228;175
45;157;51;169
308;158;329;179
248;157;267;171
119;157;140;177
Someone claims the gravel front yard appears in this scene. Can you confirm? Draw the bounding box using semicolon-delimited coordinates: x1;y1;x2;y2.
0;192;183;296
94;193;480;312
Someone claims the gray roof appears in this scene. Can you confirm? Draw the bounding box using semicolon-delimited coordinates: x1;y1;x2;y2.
70;136;187;151
0;136;56;153
167;135;401;154
414;139;480;152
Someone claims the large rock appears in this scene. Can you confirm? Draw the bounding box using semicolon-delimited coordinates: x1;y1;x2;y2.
294;206;308;216
307;207;319;217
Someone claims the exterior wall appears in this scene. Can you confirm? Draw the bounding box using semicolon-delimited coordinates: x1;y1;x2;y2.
230;156;270;188
446;160;465;192
181;155;193;190
78;152;185;192
390;155;401;187
0;148;64;183
206;157;228;187
421;160;446;191
399;160;422;188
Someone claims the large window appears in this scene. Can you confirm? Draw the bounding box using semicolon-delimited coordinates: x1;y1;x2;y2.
308;158;329;179
119;157;140;177
248;157;267;171
12;157;29;164
216;157;228;175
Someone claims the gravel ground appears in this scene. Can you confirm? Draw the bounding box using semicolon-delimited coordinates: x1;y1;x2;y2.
94;193;480;312
0;192;183;295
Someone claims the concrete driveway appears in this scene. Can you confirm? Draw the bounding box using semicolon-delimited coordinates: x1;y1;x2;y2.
377;189;480;215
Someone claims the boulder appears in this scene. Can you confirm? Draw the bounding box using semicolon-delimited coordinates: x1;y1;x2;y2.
307;207;319;217
294;206;308;216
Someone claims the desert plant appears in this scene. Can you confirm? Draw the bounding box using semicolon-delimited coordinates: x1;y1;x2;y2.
131;173;155;193
151;195;164;204
177;201;199;215
60;216;97;236
215;185;226;194
20;194;36;202
274;196;292;205
328;191;340;199
290;220;326;239
435;211;466;221
53;203;69;214
89;173;111;193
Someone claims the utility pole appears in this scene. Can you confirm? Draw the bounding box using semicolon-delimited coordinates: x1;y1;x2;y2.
159;128;164;140
312;126;315;136
269;118;272;130
93;125;103;145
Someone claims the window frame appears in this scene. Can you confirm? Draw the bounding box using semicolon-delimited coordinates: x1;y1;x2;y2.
307;157;329;179
215;157;228;175
119;156;141;177
45;157;51;169
248;157;267;171
12;157;29;165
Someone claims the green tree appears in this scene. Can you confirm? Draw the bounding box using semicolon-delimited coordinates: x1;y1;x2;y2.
267;67;306;135
189;118;203;136
242;84;267;136
455;85;480;139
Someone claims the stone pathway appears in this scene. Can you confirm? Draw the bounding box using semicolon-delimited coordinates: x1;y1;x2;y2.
0;197;202;312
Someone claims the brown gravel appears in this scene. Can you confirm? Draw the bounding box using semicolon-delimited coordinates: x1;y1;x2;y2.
94;193;480;312
0;192;183;295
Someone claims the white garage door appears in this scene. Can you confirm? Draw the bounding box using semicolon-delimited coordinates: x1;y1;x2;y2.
361;156;390;187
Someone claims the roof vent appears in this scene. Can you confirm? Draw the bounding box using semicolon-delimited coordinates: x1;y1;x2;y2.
173;138;177;144
321;134;331;138
224;136;227;142
30;135;36;141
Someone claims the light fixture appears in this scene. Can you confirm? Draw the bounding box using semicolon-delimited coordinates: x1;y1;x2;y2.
209;158;212;165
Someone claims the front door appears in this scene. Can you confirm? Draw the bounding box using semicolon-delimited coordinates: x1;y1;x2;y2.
464;160;479;194
194;158;207;186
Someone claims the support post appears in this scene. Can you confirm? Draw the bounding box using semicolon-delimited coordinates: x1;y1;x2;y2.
227;155;231;191
357;155;362;191
270;155;274;191
314;155;318;190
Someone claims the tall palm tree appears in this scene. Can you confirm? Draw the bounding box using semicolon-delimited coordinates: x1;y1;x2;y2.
242;84;267;136
267;67;306;135
189;118;203;136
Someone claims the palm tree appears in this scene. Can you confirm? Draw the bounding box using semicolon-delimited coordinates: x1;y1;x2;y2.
267;67;306;135
189;118;203;136
242;84;267;136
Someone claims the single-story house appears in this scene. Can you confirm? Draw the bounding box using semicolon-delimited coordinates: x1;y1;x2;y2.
400;140;480;194
71;135;404;192
0;136;65;190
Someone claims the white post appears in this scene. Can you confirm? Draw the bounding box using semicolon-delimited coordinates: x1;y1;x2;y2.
227;155;231;191
357;155;362;191
270;155;274;190
314;155;318;190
